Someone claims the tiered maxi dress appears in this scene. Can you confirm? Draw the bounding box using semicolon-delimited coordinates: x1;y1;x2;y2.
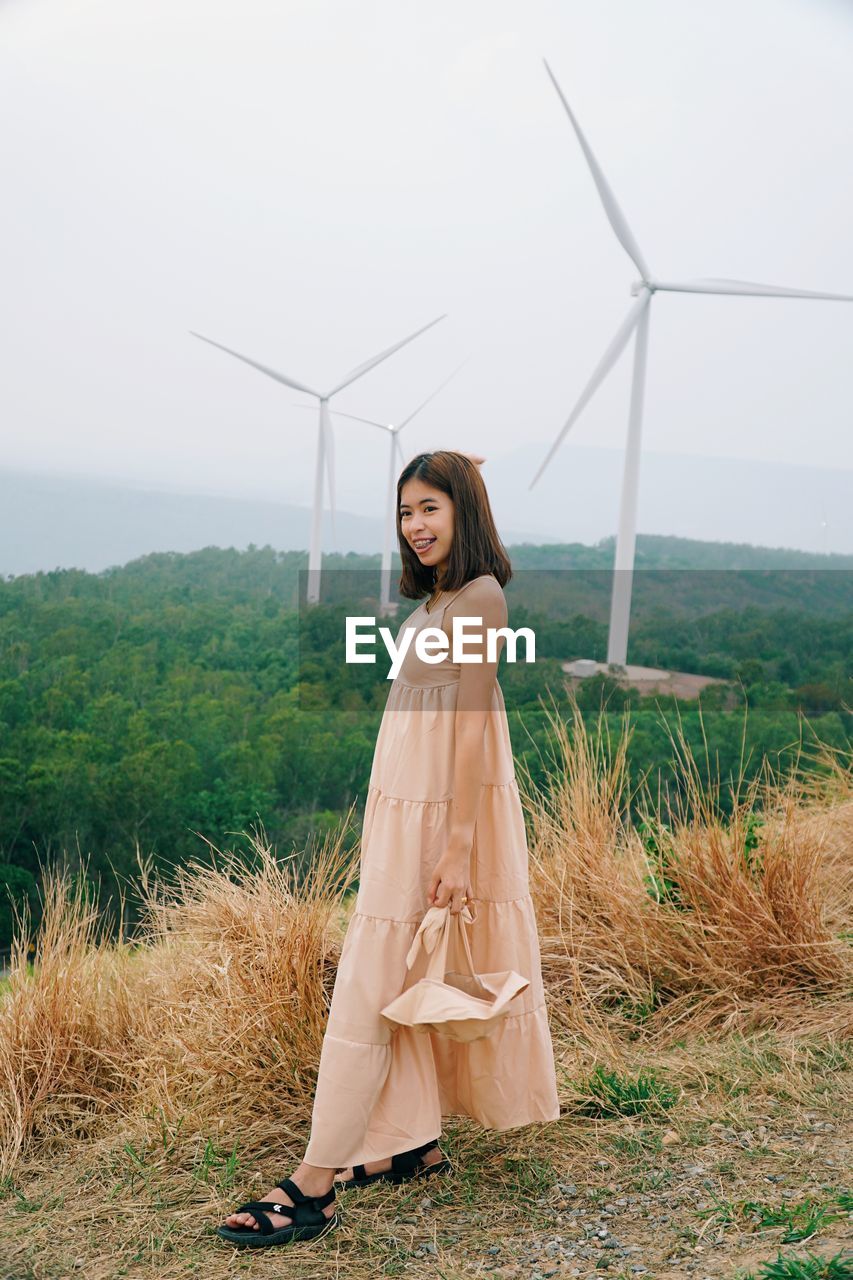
303;574;560;1169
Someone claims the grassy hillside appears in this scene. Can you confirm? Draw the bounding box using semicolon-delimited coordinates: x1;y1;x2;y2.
0;700;850;1279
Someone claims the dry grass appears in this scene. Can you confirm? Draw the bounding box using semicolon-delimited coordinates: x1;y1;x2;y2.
0;813;358;1181
0;699;850;1279
522;689;852;1043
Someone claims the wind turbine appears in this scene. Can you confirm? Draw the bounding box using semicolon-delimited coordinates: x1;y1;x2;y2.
532;58;853;668
325;362;466;612
191;316;445;602
818;498;829;556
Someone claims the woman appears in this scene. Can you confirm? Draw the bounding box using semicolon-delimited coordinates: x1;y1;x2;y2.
217;450;559;1248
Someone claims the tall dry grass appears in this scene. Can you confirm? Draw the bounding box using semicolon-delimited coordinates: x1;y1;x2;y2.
521;689;853;1041
0;816;357;1179
0;698;850;1185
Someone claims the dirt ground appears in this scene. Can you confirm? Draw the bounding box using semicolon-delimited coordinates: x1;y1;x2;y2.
562;661;729;702
1;1042;850;1280
484;1101;852;1279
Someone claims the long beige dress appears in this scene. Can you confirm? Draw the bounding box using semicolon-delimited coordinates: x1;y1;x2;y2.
304;574;560;1169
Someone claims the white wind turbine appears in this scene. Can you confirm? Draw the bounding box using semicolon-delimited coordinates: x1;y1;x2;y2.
191;316;445;603
325;362;466;612
532;58;853;668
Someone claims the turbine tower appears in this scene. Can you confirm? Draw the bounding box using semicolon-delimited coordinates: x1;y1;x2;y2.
328;362;465;612
191;316;445;602
532;58;853;668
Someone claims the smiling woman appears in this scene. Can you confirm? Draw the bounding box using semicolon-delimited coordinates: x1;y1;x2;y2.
217;450;559;1249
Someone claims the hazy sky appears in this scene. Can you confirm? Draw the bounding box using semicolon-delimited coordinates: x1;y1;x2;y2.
2;0;852;519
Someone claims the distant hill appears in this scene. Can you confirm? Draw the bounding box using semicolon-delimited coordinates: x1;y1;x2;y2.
0;468;559;577
506;533;853;572
4;539;849;624
480;442;852;560
1;448;851;578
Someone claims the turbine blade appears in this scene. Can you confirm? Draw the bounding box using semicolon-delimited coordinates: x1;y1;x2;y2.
190;331;320;396
327;315;446;397
398;359;468;428
529;290;651;490
543;59;651;280
330;359;466;433
658;277;853;302
328;408;389;431
394;434;407;471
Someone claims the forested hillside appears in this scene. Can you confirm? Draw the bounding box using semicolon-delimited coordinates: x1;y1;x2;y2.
0;541;849;947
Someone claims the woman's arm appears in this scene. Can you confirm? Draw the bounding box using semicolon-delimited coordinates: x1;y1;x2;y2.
427;578;508;913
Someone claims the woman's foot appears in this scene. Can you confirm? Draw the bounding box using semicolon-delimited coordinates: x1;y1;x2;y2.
221;1162;336;1234
333;1146;440;1182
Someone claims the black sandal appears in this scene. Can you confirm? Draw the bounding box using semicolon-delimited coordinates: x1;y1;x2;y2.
215;1176;338;1248
338;1139;451;1188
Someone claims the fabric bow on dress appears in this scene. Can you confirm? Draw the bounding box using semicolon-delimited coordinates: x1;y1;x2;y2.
404;903;476;967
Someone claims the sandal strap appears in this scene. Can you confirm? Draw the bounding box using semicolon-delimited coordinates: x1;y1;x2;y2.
390;1151;420;1177
391;1138;441;1176
233;1201;288;1236
308;1185;336;1210
271;1177;336;1212
352;1165;367;1182
232;1180;335;1237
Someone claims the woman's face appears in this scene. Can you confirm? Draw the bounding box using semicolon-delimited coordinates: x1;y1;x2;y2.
399;478;455;578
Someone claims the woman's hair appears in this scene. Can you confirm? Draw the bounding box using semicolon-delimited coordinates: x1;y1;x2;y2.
396;450;512;600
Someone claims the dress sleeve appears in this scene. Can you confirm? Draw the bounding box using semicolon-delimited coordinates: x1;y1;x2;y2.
443;577;508;714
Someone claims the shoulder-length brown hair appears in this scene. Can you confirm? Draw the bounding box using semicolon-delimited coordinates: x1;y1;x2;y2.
396;451;512;600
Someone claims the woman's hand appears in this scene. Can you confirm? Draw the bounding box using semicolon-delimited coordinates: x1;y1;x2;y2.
427;847;474;915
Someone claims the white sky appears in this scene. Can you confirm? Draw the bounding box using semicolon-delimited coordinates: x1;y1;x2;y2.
1;0;852;510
